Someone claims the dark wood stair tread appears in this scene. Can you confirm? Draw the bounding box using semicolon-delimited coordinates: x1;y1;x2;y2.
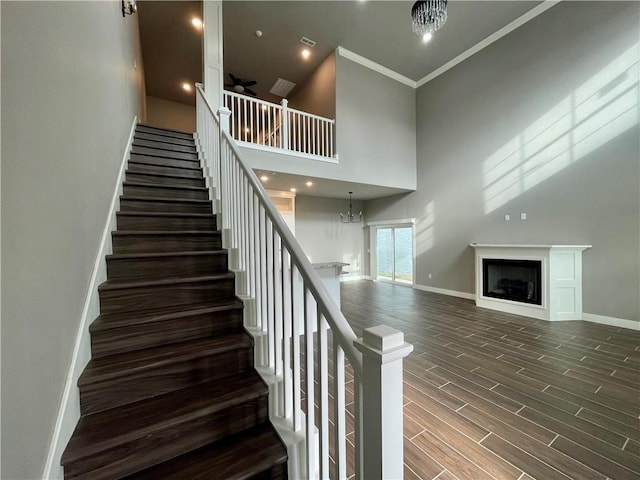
122;423;287;480
62;371;268;465
119;196;212;208
112;230;221;237
98;272;234;290
116;211;215;219
78;333;252;387
125;170;203;182
128;160;202;172
122;181;208;192
90;299;243;332
106;250;226;261
137;124;194;138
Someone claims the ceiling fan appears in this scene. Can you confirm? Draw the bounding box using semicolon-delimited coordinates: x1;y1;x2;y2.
225;73;257;96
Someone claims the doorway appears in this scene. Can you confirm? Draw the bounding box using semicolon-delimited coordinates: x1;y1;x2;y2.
373;225;414;285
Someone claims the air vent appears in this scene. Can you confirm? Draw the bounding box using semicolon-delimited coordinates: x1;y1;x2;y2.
300;37;316;47
269;78;296;98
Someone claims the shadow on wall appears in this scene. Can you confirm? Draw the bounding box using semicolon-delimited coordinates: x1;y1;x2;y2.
483;43;639;214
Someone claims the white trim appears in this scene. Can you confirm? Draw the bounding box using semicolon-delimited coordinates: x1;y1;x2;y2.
413;283;475;300
336;47;417;88
235;140;340;164
42;116;138;480
367;218;415;227
416;0;561;87
582;313;639;331
336;2;561;90
340;275;372;283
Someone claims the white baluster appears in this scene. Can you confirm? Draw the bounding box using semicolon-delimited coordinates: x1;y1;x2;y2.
281;99;289;150
333;344;347;480
304;286;316;479
317;310;329;479
291;266;302;432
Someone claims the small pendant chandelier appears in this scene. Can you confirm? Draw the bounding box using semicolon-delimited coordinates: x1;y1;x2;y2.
339;192;363;224
411;0;448;37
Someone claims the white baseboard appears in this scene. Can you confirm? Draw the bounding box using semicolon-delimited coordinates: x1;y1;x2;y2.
42;116;137;480
340;275;371;283
412;283;476;300
582;313;639;331
412;284;639;331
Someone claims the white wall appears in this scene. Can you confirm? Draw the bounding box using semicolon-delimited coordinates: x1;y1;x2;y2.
295;196;366;279
146;95;196;133
1;2;145;478
365;2;639;323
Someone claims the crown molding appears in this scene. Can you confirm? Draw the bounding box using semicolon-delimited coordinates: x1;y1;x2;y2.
337;0;561;90
336;46;417;88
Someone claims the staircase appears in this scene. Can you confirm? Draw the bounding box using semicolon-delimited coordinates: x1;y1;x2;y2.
61;124;288;479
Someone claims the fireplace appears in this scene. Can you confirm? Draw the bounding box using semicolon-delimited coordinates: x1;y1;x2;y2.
482;259;542;305
471;244;591;321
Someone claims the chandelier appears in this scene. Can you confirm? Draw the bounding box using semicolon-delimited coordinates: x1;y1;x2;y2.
339;192;363;224
411;0;448;37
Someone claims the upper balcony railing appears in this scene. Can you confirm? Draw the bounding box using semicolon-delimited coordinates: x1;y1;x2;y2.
223;91;337;162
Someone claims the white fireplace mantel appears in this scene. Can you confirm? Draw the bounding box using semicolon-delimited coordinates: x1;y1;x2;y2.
470;243;591;321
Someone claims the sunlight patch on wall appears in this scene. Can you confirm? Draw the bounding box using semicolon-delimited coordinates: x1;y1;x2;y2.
483;43;639;214
416;200;436;255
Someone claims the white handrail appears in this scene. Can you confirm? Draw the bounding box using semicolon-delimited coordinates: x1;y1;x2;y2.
196;84;410;480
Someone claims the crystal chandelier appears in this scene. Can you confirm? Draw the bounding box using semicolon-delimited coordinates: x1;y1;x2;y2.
411;0;448;36
339;192;363;224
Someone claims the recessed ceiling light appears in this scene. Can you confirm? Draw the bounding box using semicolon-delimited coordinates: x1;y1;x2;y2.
244;127;250;133
306;181;313;187
182;82;192;92
290;188;297;193
191;18;202;29
422;33;433;43
301;49;311;60
260;175;268;181
261;104;267;111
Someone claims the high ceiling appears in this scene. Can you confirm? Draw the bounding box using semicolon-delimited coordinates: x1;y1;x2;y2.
139;0;542;104
137;0;547;199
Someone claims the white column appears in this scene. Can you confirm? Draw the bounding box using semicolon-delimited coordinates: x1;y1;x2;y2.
354;325;413;480
203;0;223;110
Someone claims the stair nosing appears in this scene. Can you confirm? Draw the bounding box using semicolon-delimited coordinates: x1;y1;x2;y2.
106;250;226;260
123;181;208;192
130;149;199;161
137;124;194;137
112;230;221;236
90;300;243;332
62;372;267;465
116;211;215;219
119;195;211;204
99;273;234;291
127;160;202;172
79;334;252;386
125;171;204;182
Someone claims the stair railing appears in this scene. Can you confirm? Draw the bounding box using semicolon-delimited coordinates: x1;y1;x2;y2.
196;84;412;480
223;90;336;161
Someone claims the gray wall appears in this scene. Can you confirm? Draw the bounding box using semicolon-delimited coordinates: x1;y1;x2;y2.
366;2;639;322
289;52;336;120
1;2;145;478
295;196;366;279
146;96;196;133
335;52;416;190
243;51;417;192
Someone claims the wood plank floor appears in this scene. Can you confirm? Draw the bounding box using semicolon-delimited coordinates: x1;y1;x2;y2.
340;281;640;480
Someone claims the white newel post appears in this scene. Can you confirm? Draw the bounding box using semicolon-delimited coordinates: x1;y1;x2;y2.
354;325;413;479
203;0;224;110
280;98;289;150
218;107;231;134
